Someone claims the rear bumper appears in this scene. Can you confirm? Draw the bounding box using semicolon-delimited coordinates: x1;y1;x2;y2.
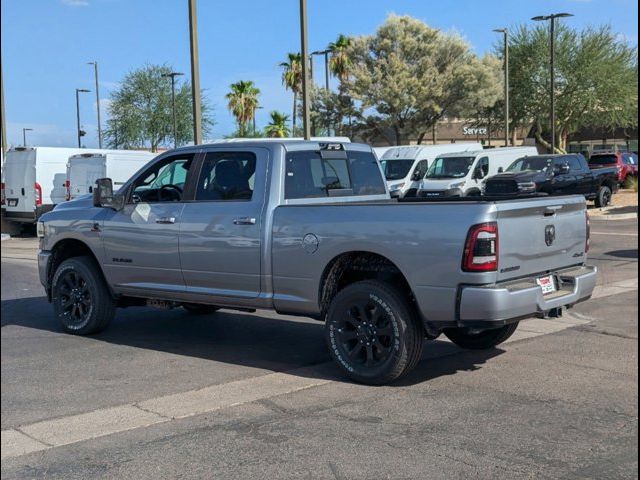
457;265;597;327
2;205;55;223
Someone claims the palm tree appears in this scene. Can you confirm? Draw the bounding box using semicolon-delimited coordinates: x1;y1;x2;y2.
279;52;302;132
328;34;351;83
225;80;260;137
264;111;290;138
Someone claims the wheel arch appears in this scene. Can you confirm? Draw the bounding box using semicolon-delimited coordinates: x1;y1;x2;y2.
46;238;112;300
318;250;414;320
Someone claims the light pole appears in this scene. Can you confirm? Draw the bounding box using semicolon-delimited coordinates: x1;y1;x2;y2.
299;0;311;139
188;0;203;145
311;49;331;91
162;72;184;148
75;88;91;148
87;61;102;148
532;13;573;153
22;128;33;146
493;28;509;147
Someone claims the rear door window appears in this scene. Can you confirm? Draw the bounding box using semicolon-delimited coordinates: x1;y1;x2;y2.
285;150;385;199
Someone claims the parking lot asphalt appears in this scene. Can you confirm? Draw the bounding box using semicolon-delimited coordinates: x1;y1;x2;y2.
1;217;637;479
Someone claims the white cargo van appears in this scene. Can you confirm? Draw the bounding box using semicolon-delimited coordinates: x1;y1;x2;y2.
67;151;156;200
378;143;483;198
417;146;539;198
2;147;94;224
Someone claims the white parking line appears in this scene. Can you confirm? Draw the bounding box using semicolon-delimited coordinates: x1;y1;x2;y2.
2;278;637;461
591;231;638;236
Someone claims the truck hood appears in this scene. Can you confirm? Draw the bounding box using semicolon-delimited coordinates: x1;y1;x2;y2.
486;171;550;183
53;194;93;210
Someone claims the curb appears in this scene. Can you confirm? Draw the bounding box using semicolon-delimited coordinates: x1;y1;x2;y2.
590;212;638;221
1;233;10;242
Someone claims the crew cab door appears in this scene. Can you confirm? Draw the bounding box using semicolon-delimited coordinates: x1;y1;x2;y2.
178;148;268;299
101;152;198;292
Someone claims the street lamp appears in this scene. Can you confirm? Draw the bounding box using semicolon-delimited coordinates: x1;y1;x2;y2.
493;28;509;147
75;88;91;148
188;0;203;145
311;49;331;91
22;128;33;146
162;72;184;148
532;12;574;153
87;61;102;148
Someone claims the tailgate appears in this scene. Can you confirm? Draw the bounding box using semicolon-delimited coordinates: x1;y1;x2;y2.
495;196;587;282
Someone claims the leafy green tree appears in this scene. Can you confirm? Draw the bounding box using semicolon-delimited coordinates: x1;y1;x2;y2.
503;24;638;152
279;53;303;132
345;15;501;145
225;80;260;137
264;111;291;138
104;64;213;151
310;86;359;137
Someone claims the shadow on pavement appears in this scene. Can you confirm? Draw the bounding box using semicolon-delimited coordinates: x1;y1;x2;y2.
1;296;505;387
604;249;638;259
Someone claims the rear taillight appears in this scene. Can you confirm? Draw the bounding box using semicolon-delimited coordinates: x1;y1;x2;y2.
65;180;71;201
35;182;42;206
462;222;499;272
1;182;5;206
585;211;590;253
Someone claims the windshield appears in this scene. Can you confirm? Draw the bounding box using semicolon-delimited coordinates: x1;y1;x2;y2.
507;157;553;173
379;159;414;181
589;155;617;165
424;156;475;179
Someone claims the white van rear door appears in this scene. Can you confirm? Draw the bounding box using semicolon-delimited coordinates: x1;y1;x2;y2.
4;150;36;213
69;156;105;198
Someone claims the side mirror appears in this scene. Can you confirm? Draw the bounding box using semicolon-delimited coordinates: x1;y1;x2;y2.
93;178;124;210
498;167;504;173
554;164;570;175
411;171;422;181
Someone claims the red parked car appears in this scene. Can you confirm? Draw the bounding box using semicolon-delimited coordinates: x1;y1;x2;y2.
588;151;637;185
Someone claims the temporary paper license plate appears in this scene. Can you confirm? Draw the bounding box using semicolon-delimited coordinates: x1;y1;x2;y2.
536;275;557;295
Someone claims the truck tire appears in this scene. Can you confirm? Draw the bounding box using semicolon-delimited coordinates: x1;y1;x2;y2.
443;322;519;350
182;304;220;315
51;256;115;335
324;280;424;385
594;185;612;208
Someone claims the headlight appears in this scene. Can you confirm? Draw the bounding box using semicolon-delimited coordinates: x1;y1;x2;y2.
389;183;405;192
36;221;46;238
450;181;466;189
517;182;537;192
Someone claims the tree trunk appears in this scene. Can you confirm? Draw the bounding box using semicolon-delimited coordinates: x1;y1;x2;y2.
292;92;297;135
534;118;552;153
393;125;401;146
432;123;437;145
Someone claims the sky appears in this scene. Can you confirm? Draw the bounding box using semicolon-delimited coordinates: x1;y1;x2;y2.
1;0;638;148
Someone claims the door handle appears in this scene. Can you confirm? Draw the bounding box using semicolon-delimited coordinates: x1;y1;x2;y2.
233;217;256;225
155;217;176;224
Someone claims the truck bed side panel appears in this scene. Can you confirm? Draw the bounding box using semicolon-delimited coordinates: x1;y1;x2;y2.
271;203;496;321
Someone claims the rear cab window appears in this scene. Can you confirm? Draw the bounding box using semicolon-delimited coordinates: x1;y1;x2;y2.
588;154;618;166
285;148;386;199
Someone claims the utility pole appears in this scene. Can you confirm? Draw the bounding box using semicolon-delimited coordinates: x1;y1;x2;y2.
188;0;203;144
162;72;184;148
88;61;102;148
1;62;7;154
533;13;573;153
299;0;311;139
75;88;90;148
493;29;509;146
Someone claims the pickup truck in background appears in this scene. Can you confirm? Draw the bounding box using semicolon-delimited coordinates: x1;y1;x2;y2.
36;141;597;384
483;153;619;208
588;151;638;186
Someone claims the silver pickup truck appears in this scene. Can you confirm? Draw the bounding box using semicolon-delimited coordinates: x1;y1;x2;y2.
37;141;597;384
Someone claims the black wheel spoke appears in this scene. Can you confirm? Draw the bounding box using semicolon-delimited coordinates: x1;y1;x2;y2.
377;325;393;337
364;345;375;366
348;342;363;359
339;330;357;341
